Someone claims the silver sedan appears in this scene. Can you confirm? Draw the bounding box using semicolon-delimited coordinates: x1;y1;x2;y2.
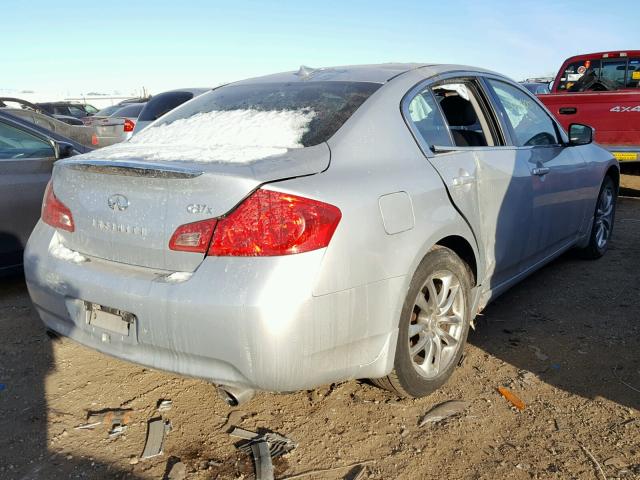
24;64;618;404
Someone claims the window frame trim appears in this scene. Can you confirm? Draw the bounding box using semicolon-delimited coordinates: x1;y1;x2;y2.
479;76;567;150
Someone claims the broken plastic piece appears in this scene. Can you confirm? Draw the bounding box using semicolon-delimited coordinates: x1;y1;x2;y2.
418;400;469;426
251;442;275;480
157;399;173;412
141;418;168;459
497;386;526;411
230;427;297;458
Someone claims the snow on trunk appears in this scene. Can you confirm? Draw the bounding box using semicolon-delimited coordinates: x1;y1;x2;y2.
79;109;316;164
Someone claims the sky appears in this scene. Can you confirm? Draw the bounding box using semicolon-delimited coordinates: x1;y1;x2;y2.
2;0;637;97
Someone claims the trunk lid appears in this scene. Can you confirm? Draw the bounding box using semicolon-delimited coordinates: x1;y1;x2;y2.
52;143;329;272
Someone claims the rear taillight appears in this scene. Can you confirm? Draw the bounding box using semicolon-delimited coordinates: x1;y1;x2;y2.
123;118;135;132
91;133;98;145
169;219;217;253
208;189;341;256
41;181;74;232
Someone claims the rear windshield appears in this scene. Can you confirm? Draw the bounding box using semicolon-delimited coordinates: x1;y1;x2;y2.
138;92;195;122
146;81;380;148
95;105;124;117
112;104;144;118
557;57;640;91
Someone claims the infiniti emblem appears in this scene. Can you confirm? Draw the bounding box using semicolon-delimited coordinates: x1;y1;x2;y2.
108;194;129;211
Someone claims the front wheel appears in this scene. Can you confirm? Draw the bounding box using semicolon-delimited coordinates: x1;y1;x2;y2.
371;246;473;398
578;175;617;259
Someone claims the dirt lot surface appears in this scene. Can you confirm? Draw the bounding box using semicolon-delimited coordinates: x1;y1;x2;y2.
1;172;639;480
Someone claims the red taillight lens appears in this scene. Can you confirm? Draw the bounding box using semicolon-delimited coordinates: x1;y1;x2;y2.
169;219;217;253
91;133;98;145
123;118;135;132
41;181;75;232
208;189;341;257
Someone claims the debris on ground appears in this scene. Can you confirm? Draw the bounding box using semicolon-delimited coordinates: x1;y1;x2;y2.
74;408;133;436
580;444;607;480
166;460;187;480
229;427;297;480
497;386;526;411
418;400;469;426
141;417;171;459
230;427;297;457
221;410;246;432
344;464;367;480
251;441;274;480
157;399;173;412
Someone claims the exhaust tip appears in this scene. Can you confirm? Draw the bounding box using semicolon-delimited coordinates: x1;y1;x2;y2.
217;385;255;407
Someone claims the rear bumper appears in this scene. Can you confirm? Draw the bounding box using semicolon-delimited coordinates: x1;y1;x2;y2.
24;222;402;392
603;145;640;163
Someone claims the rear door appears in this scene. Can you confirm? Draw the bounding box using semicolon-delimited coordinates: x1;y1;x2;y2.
403;76;534;291
0;119;55;268
482;78;587;263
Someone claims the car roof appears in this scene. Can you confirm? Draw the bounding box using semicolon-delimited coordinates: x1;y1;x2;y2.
233;63;434;85
0;110;92;153
232;63;503;86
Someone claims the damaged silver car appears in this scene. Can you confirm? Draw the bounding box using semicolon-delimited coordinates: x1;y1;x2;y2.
25;64;618;403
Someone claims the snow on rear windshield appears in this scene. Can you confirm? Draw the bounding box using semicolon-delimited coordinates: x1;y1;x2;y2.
79;81;380;164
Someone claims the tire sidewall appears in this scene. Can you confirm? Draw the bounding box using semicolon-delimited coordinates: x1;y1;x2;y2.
393;247;472;397
591;176;617;257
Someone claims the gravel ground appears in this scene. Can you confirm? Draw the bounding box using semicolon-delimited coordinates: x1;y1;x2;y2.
1;173;638;480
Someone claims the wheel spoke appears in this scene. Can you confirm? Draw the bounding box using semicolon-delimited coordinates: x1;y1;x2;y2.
435;326;458;347
415;292;430;313
427;336;443;374
436;274;453;309
439;284;459;315
410;333;429;356
438;314;463;326
408;322;424;337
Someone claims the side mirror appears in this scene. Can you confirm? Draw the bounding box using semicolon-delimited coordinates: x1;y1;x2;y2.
568;123;594;146
53;141;76;159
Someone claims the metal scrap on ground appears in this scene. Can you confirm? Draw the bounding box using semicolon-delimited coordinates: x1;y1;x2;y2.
418;400;469;426
74;408;133;437
142;417;171;459
229;426;297;480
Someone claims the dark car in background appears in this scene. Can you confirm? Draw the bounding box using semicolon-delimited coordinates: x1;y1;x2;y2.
132;88;210;134
37;102;98;119
0;111;91;273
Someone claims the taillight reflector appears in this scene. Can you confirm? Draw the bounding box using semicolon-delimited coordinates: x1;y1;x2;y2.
123;118;135;132
41;181;75;232
208;189;341;257
169;219;217;253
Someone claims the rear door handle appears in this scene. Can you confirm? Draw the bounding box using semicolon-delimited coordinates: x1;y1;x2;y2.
559;107;577;115
532;167;550;176
452;175;476;186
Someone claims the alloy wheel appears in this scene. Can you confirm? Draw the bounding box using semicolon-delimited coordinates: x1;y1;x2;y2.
408;270;465;378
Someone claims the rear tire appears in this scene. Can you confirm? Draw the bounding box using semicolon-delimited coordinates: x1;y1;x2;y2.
371;246;473;398
578;175;617;259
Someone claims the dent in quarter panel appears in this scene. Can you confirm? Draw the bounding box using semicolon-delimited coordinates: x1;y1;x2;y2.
378;192;415;234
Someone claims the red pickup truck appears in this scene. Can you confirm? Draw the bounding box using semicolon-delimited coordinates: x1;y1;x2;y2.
539;51;640;162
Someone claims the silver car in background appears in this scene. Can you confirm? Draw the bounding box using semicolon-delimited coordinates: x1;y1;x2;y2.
24;64;618;403
84;103;146;147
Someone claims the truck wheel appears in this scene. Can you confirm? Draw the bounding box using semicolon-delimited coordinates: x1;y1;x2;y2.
578;175;617;259
371;246;472;398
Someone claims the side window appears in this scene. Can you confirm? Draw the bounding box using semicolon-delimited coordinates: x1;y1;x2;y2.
627;59;640;88
0;121;55;160
139;92;194;122
558;60;601;92
431;82;493;147
407;90;453;148
487;80;558;147
601;60;627;89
